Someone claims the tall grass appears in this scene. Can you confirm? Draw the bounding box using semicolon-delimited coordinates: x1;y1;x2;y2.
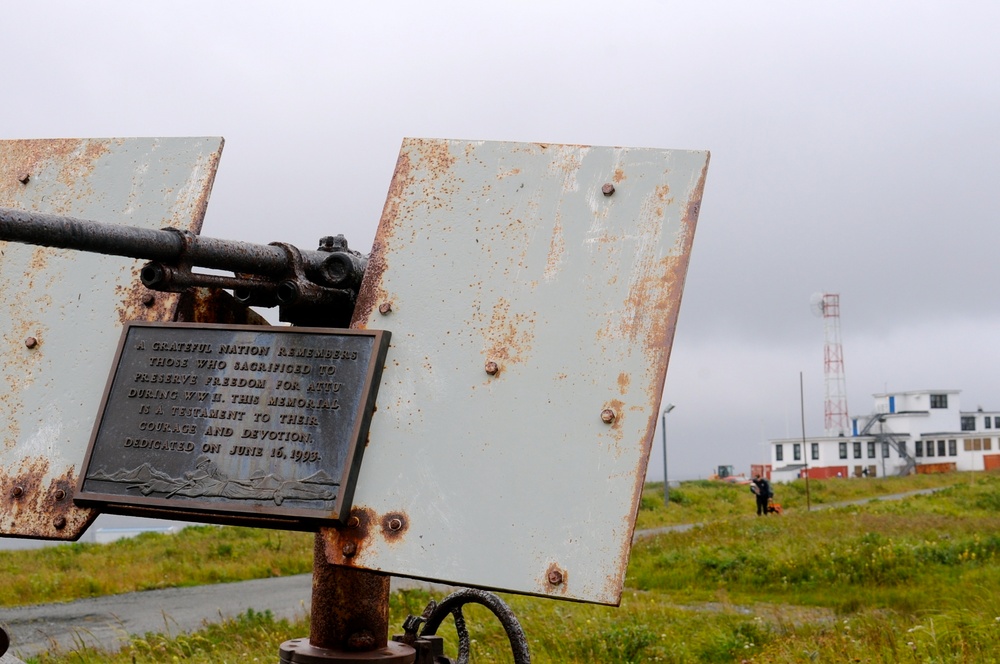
16;472;1000;663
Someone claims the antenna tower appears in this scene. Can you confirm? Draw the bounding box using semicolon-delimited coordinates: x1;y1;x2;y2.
810;293;849;436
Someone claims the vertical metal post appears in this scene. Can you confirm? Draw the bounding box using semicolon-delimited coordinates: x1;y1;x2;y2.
799;372;811;511
661;404;675;506
278;535;415;662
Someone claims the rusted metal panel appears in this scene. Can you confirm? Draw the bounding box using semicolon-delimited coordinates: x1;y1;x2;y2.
323;138;709;604
0;137;223;539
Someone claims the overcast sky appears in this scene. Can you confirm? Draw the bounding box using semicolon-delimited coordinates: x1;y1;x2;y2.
4;1;999;480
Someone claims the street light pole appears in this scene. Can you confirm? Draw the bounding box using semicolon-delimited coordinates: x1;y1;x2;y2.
661;403;675;506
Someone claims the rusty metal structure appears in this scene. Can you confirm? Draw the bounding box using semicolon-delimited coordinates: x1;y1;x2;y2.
0;137;709;662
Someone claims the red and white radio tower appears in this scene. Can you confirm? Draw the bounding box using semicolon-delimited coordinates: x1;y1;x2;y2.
810;293;849;436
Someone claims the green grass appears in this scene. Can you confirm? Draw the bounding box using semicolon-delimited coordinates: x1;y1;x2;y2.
15;471;1000;663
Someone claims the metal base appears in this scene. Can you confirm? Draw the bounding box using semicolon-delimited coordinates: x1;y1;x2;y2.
279;638;415;664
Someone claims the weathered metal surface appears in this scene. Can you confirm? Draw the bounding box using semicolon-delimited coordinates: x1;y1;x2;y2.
76;322;390;526
0;137;223;539
322;138;709;604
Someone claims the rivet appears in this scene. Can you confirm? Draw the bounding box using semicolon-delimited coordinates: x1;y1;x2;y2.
485;361;499;376
346;515;361;528
342;542;357;557
601;408;616;424
24;337;38;349
54;489;66;501
601;183;615;196
11;486;23;498
53;517;67;530
18;173;30;185
378;302;392;315
388;517;402;531
547;569;564;586
142;293;156;307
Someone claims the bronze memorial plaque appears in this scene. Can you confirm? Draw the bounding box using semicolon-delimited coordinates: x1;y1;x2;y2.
76;322;390;528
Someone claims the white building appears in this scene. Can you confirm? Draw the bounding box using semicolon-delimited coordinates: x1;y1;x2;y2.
767;389;1000;483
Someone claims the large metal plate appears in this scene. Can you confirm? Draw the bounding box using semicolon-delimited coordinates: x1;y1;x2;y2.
0;138;224;539
322;138;709;604
77;323;390;526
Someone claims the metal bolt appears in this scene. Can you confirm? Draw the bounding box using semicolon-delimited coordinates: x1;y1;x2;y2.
601;408;616;424
142;293;156;307
347;631;376;650
547;569;564;586
24;337;38;349
53;517;67;530
601;183;615;196
54;489;66;501
11;486;23;498
342;542;357;557
378;302;392;315
388;517;402;531
18;173;30;185
485;361;499;376
346;515;361;528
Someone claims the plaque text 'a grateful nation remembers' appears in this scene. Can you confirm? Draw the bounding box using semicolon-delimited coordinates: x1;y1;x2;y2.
76;323;390;527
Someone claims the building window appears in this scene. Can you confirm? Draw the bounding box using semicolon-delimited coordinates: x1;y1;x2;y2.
961;416;976;431
965;438;982;451
930;394;948;408
867;441;876;458
793;444;801;461
898;440;907;457
915;440;923;457
937;440;946;456
948;439;957;456
882;441;890;458
986;417;992;430
811;442;819;460
994;417;1000;428
853;441;862;459
926;441;935;457
775;444;783;461
987;438;993;451
839;441;848;459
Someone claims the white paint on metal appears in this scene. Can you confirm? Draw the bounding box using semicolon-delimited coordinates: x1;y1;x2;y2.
0;137;223;539
325;139;709;604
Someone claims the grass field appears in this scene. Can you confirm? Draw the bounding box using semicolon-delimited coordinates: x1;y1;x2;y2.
11;471;1000;663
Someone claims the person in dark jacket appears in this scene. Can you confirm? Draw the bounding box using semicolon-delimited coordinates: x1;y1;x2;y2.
751;475;771;516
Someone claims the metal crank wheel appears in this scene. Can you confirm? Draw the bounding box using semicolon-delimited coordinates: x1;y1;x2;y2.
397;588;530;664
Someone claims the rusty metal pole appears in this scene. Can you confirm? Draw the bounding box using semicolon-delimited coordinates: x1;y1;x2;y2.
277;532;416;663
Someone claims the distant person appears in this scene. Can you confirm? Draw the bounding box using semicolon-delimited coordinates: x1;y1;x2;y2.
751;475;771;516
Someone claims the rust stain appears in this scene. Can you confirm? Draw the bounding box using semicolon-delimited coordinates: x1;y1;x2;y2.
613;154;710;605
174;288;267;325
352;149;415;328
542;562;569;596
380;511;408;543
321;506;377;566
0;458;96;539
617;371;631;395
0;139;111;212
481;296;535;367
542;212;565;281
612;168;627;184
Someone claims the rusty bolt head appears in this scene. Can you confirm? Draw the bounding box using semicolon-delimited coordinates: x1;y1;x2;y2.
388;517;403;531
547;569;564;586
485;361;500;376
601;183;615;196
24;337;38;349
18;173;30;185
346;515;361;528
54;489;66;501
347;631;376;651
601;408;616;424
11;486;23;498
142;293;156;307
378;302;392;315
53;517;67;530
342;542;357;557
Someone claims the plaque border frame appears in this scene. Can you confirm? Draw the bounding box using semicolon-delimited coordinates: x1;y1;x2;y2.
74;321;390;529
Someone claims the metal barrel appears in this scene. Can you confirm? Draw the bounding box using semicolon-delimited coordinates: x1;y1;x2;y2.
0;206;365;289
